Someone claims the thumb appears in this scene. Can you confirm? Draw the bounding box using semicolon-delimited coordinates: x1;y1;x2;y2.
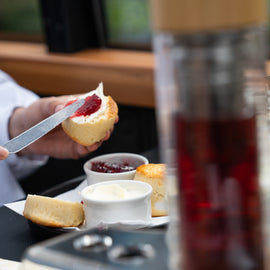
0;146;9;160
54;104;65;113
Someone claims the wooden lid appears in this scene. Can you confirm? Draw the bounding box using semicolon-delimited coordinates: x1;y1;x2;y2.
151;0;266;33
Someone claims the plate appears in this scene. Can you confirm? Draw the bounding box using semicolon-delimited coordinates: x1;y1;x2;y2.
27;215;169;240
6;178;169;236
65;215;169;231
28;215;169;238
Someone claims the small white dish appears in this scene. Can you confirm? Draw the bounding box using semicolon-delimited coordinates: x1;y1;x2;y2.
81;180;152;229
83;153;149;185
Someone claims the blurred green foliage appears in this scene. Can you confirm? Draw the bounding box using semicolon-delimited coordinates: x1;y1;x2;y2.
0;0;151;48
0;0;42;35
104;0;151;46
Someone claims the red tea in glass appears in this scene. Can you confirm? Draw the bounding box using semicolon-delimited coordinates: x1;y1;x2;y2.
175;115;263;270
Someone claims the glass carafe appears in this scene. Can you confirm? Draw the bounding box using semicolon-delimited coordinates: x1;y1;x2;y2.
151;1;269;269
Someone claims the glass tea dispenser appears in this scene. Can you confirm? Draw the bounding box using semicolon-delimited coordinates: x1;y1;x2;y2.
151;0;270;269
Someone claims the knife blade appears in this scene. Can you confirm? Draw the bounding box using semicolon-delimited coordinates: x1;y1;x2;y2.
2;98;85;154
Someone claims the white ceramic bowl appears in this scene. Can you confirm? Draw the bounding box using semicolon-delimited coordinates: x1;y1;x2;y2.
83;153;149;185
81;180;152;229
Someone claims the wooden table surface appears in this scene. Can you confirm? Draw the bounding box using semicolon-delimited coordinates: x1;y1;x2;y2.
0;41;155;108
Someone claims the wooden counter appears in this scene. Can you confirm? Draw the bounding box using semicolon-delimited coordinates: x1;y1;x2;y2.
0;41;155;108
1;41;269;108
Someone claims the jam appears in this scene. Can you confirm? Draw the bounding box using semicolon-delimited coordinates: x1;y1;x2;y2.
91;161;136;173
66;94;102;118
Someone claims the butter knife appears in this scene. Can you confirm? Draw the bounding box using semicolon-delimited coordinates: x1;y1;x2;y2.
2;98;85;154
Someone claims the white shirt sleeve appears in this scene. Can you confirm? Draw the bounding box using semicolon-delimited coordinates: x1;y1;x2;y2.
0;70;48;180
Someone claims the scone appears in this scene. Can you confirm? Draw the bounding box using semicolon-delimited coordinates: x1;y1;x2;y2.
62;83;118;146
23;195;85;227
134;163;167;217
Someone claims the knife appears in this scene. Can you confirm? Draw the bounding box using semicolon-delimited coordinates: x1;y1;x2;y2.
2;98;85;154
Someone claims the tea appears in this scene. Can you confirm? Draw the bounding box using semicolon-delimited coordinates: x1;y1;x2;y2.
175;115;263;270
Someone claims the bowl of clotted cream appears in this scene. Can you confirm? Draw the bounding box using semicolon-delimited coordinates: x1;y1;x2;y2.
80;180;152;228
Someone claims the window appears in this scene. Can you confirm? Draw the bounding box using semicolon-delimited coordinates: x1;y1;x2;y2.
0;0;43;42
39;0;152;52
104;0;151;50
0;0;152;51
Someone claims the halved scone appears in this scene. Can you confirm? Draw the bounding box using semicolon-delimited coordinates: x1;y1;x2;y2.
62;83;118;146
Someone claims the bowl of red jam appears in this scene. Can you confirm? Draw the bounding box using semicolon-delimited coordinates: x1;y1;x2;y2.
83;153;149;185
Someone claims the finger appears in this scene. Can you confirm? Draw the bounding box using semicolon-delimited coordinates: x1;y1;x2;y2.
41;96;69;116
0;146;9;160
101;122;116;142
55;104;65;113
53;95;84;113
76;141;102;157
40;97;60;116
101;131;111;142
86;141;103;152
76;144;90;156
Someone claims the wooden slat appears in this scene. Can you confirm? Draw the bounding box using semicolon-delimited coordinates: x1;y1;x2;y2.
265;61;270;75
0;41;155;108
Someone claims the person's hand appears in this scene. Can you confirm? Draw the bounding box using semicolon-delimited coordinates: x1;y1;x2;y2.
6;96;118;159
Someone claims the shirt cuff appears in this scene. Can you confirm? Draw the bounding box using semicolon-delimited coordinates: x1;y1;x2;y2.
0;73;49;179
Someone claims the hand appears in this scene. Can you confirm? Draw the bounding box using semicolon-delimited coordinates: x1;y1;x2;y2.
6;96;118;159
